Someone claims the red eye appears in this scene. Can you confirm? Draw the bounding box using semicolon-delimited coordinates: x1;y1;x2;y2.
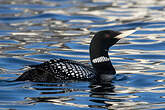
105;34;110;38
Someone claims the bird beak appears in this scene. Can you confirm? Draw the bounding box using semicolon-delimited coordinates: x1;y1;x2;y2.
116;28;139;39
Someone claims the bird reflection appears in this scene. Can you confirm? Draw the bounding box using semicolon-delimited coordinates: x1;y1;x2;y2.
88;81;116;109
25;81;119;109
90;81;115;95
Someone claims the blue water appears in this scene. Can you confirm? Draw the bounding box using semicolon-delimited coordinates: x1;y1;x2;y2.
0;0;165;110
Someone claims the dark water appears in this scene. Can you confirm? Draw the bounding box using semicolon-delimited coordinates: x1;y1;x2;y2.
0;0;165;110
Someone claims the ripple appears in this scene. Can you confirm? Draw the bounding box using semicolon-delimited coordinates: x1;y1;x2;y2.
50;50;88;58
114;41;165;51
0;8;22;14
65;42;89;50
25;54;58;60
0;57;40;69
0;0;165;110
131;39;157;43
0;39;19;44
5;50;36;54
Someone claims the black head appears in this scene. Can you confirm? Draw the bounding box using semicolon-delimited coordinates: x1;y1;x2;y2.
94;30;121;38
91;30;121;48
90;30;121;58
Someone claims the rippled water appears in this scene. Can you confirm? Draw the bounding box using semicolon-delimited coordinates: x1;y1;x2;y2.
0;0;165;110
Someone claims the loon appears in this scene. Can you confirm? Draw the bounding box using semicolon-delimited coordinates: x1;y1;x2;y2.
15;30;135;82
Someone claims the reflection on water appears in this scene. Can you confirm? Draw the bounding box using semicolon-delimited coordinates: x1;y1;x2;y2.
0;0;165;110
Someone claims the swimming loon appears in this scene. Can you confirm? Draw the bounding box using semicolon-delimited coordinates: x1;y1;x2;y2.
15;30;135;82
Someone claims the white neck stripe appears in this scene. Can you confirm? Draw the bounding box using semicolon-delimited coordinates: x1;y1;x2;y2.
92;56;110;63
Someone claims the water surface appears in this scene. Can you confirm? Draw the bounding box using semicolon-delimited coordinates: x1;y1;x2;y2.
0;0;165;110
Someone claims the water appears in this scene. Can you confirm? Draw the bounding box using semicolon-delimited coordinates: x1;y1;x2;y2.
0;0;165;109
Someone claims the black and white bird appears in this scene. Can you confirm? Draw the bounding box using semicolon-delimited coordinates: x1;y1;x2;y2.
15;30;136;82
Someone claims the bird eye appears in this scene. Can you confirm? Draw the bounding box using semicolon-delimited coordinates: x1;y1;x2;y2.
105;34;110;38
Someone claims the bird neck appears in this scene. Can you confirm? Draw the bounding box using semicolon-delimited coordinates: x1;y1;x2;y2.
89;42;116;75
